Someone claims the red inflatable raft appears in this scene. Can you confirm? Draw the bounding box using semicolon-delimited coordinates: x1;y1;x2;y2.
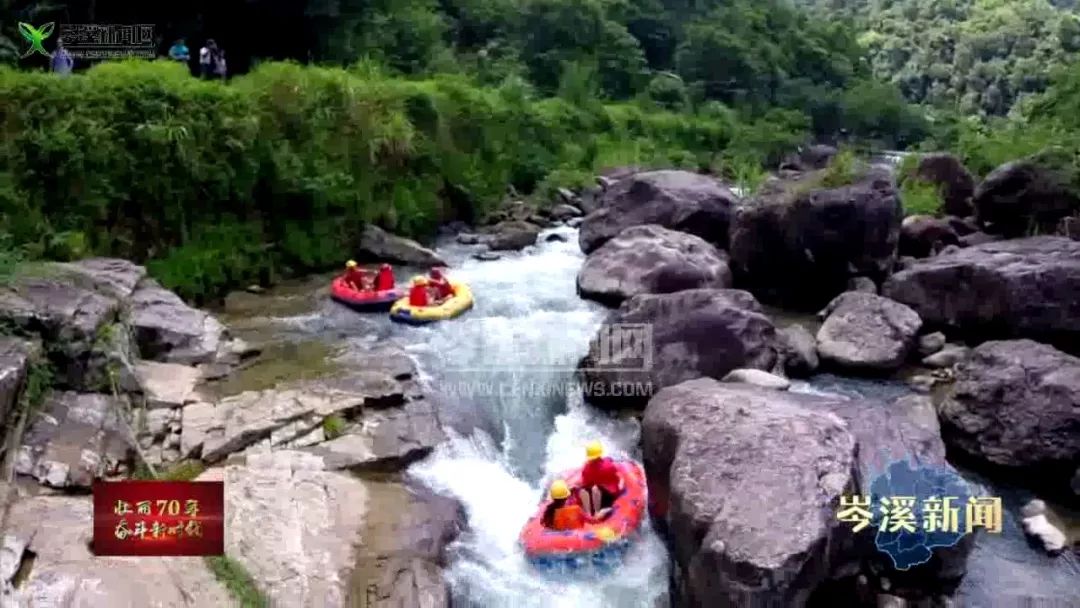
519;459;647;572
330;277;401;311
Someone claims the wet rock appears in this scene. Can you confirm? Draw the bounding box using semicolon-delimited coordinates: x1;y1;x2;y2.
642;378;856;607
895;256;917;272
14;391;133;489
353;481;464;608
848;276;878;293
729;167;902;310
485;220;541;251
973;150;1080;237
1020;501;1068;554
544;232;568;243
1059;215;1080;241
354;224;445;267
579;170;738;254
922;345;970;368
213;450;367;607
130;279;228;365
577;225;732;306
580;289;778;409
900;215;960;258
957;231;1002;248
182;370;405;463
455;233;481;245
948;216;980;236
940;340;1080;470
918;332;947;356
778;324;819;377
301;399;443;472
1;495;231;606
882;237;1080;353
550;203;583;220
909;153;976;217
0;337;39;430
780;144;839;172
472;251;501;262
720;368;790;389
567;217;584;228
817;292;922;372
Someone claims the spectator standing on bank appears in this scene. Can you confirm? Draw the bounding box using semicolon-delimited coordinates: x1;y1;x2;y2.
199;39;217;79
51;39;73;75
214;48;228;80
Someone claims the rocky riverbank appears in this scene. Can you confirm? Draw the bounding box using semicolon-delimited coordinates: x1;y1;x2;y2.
570;150;1080;606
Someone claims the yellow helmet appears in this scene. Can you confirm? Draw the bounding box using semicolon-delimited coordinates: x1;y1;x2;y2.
585;440;603;460
549;479;570;500
346;260;357;268
413;276;428;286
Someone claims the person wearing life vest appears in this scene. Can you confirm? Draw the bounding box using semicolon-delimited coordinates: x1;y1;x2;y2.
577;440;624;517
343;260;368;291
375;264;395;292
428;267;454;302
408;277;430;307
542;479;592;531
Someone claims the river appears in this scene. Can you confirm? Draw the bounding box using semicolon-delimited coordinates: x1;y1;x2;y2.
216;224;1078;607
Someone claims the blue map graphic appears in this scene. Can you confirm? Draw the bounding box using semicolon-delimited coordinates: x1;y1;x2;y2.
868;459;974;570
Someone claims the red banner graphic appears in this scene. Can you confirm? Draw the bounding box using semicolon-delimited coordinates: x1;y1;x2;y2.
92;481;224;556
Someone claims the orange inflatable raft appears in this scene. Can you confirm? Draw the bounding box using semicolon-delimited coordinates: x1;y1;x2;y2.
329;277;401;311
519;459;647;572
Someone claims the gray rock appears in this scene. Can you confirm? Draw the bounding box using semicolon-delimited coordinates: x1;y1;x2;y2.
62;257;147;300
0;338;39;431
730;167;902;309
922;345;970;368
720;368;790;389
131;360;202;408
1021;513;1068;554
882;237;1080;354
974;151;1080;237
130;279;226;365
900;215;960;258
1020;498;1047;519
577;224;732;306
1;495;231;606
958;231;1003;247
779;144;839;172
550;203;583;220
909;153;976;217
14;392;133;489
579;170;738;254
642;379;856;607
301;398;443;471
918;332;947;356
817;292;923;371
778;324;819;377
940;339;1080;469
355;224;445;267
455;233;481;245
472;251;501;262
579;289;778;409
545;232;568;243
486;220;541;251
848;276;878;293
567;217;584;228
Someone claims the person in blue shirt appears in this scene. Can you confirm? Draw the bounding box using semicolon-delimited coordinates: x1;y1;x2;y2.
51;40;73;75
168;38;190;63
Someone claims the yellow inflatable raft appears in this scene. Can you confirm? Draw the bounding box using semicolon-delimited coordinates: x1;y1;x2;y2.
389;279;473;325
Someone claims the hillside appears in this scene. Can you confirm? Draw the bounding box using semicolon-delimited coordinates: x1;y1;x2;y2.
793;0;1080;116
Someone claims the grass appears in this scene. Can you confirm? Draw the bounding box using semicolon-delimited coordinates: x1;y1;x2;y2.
322;414;347;440
900;178;945;216
204;556;269;608
818;148;862;189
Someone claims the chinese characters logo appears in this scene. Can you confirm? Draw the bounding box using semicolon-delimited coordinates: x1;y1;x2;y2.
17;22;54;58
92;480;224;556
836;460;1000;570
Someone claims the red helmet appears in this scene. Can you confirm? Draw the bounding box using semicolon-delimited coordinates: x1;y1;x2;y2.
430;267;444;279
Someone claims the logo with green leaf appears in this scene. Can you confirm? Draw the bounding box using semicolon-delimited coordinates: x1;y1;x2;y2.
18;22;55;58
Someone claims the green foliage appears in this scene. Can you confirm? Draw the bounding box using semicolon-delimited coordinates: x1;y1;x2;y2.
645;73;688;111
900;178;945;217
819;148;863;188
204;556;269;608
795;0;1080;116
322;414;347;440
160;460;208;481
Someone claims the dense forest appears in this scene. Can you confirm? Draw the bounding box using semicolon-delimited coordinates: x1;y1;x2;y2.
1;0;1079;300
793;0;1080;116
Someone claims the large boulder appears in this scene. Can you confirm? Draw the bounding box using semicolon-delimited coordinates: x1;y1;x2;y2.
576;224;732;306
354;224;445;267
1;495;232;607
578;170;738;254
973;149;1080;237
130;279;227;365
642;379;857;607
899;215;960;258
14;391;133;489
940;340;1080;471
881;237;1080;354
780;144;839;172
0;337;39;430
579;289;778;409
777;324;819;377
816;292;922;372
907;153;976;217
484;220;541;251
729;167;902;310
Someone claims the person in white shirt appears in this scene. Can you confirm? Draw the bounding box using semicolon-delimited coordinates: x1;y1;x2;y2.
199;39;216;79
